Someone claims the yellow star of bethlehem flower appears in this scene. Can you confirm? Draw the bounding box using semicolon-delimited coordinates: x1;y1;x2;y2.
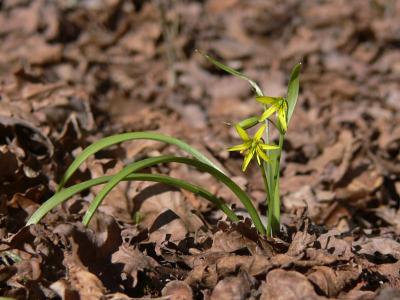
228;124;279;171
256;96;288;132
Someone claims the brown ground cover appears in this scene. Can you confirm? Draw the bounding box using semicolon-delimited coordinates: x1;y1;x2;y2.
1;0;400;299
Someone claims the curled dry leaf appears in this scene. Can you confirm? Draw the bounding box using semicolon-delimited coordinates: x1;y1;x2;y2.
215;254;271;277
111;244;159;288
316;229;354;261
286;230;316;257
0;266;17;284
340;289;376;300
161;280;193;300
375;287;400;300
210;272;252;300
210;230;259;254
376;261;400;289
0;115;54;159
63;254;105;300
354;237;400;260
133;182;205;234
307;265;361;297
260;269;325;300
50;279;79;300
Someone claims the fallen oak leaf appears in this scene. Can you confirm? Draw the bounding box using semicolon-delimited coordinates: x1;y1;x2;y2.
211;272;253;300
307;265;361;297
111;244;159;287
260;269;325;300
161;280;193;300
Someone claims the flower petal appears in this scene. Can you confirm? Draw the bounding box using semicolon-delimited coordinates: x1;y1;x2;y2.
255;96;281;105
242;148;255;171
227;142;251;152
256;146;270;163
259;104;279;122
256;153;260;165
278;105;287;132
254;124;266;141
235;124;250;141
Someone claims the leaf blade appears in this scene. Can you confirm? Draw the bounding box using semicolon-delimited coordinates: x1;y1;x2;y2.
197;50;264;97
80;156;265;235
57;132;225;191
26;171;239;226
286;62;302;124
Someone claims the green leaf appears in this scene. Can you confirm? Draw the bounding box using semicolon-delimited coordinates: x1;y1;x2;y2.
286;63;302;124
82;155;266;235
26;171;239;226
57;132;225;191
197;50;264;97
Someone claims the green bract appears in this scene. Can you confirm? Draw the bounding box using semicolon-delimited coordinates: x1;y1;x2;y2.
26;52;300;238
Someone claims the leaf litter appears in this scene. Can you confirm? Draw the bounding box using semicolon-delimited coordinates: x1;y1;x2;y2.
1;0;400;299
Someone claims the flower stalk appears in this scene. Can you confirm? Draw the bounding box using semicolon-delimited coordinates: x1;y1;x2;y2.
201;52;301;237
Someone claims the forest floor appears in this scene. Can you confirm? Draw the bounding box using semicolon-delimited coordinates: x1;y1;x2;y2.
1;0;400;299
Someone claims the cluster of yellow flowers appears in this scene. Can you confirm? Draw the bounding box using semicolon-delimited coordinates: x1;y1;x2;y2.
228;96;288;171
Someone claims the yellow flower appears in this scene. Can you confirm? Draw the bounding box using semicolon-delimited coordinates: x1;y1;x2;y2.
256;96;288;132
228;124;279;171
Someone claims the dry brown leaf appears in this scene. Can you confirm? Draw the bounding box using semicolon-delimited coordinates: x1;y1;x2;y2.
286;230;316;257
210;272;252;300
260;269;325;300
133;182;205;233
354;237;400;260
162;280;193;300
210;230;258;253
308;266;361;297
215;254;271;277
64;254;105;300
111;244;159;287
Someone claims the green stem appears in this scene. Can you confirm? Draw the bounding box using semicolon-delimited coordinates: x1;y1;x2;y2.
270;134;284;234
262;104;275;237
260;165;272;237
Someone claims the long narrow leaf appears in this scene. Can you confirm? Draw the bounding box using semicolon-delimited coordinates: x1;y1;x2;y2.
286;63;302;124
58;132;225;191
82;155;266;235
26;172;238;226
197;50;264;97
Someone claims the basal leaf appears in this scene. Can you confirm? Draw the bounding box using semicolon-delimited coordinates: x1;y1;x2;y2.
57;132;225;191
82;155;265;235
26;171;239;226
